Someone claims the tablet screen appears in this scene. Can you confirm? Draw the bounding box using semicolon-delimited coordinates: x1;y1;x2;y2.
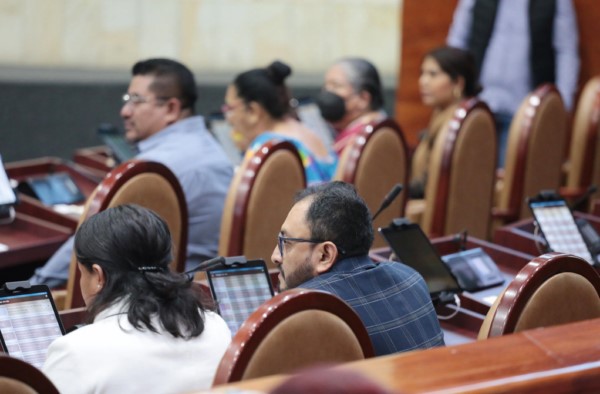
379;224;462;296
530;199;594;264
207;261;274;335
0;288;65;369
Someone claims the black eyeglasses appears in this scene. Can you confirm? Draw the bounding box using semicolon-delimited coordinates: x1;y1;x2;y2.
277;233;346;257
277;234;324;257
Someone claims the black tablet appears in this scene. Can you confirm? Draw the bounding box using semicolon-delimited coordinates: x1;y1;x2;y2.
379;220;462;298
528;194;595;264
0;283;65;369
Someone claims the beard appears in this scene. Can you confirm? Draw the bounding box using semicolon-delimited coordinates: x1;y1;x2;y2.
279;256;315;291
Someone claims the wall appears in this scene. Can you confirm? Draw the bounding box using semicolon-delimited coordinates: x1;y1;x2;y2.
0;0;401;162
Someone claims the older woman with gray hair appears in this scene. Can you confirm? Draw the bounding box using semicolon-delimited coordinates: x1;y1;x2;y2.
316;57;387;155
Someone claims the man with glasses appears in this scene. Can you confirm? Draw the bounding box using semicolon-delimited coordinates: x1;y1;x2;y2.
30;58;233;288
272;181;444;356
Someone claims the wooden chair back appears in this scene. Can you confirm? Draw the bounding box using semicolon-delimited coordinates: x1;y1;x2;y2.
61;160;187;309
218;140;306;269
495;84;568;223
478;252;600;339
0;355;59;394
334;118;409;248
212;288;374;386
566;76;600;202
419;98;497;238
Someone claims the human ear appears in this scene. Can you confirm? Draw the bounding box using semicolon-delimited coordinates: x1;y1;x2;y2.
92;264;106;291
315;242;339;274
164;98;183;124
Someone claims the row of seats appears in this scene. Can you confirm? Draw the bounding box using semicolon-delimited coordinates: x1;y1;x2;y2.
4;251;599;391
408;78;600;240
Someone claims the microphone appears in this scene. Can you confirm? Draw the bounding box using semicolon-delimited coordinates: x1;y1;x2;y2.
372;184;403;222
571;185;598;211
185;255;248;279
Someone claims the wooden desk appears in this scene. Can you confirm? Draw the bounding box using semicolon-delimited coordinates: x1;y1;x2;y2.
73;146;114;174
1;157;102;280
494;212;600;258
370;236;534;344
206;317;600;393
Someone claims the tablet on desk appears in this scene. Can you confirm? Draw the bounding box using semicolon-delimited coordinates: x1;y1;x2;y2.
379;219;504;299
206;259;274;335
0;283;65;369
97;124;138;164
528;193;597;265
18;172;85;206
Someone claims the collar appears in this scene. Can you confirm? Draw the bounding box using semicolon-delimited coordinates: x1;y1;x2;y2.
136;115;202;153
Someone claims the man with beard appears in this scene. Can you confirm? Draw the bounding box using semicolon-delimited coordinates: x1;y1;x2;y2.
271;181;444;356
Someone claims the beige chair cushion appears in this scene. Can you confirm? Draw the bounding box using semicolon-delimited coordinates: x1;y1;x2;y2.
0;378;37;394
241;310;365;380
514;272;600;332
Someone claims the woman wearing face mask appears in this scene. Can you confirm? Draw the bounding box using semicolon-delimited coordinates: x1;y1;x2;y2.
409;46;481;199
316;58;387;155
225;60;337;185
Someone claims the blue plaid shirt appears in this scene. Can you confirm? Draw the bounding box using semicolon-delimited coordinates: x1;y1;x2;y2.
301;255;445;356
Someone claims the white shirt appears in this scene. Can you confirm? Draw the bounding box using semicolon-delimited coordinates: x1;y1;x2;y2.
43;303;231;394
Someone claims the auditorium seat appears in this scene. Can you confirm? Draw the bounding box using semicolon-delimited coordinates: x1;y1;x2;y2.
406;98;496;239
212;288;374;386
478;252;600;339
218;140;306;269
562;76;600;207
0;355;59;394
493;84;568;226
57;160;187;310
334;118;409;248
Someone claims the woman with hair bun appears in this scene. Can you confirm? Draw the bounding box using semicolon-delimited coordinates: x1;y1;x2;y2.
409;46;482;198
224;60;337;185
43;204;231;393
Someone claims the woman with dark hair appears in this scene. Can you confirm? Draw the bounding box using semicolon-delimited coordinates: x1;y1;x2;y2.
43;204;231;393
409;46;481;198
224;60;337;185
317;57;387;155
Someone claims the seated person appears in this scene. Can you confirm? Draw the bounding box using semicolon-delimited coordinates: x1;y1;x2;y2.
271;181;445;356
225;60;337;185
409;46;481;199
30;58;233;288
43;204;231;393
317;57;387;155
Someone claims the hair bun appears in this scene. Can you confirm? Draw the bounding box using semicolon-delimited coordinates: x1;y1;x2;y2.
266;60;292;85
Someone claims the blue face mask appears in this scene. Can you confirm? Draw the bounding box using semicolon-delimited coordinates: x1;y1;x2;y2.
316;90;346;123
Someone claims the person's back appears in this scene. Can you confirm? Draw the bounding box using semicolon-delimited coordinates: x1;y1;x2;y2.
301;255;444;356
271;181;444;357
44;306;229;393
43;205;231;393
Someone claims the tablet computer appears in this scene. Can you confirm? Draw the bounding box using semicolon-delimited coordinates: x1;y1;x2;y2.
0;283;65;369
97;124;137;163
528;193;596;265
206;259;274;335
379;220;462;299
18;172;85;206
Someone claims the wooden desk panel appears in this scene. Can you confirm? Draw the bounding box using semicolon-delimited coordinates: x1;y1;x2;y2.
207;318;600;393
73;146;114;174
0;212;71;269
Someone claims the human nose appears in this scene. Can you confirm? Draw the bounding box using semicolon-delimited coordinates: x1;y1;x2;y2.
271;245;282;267
120;102;132;118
